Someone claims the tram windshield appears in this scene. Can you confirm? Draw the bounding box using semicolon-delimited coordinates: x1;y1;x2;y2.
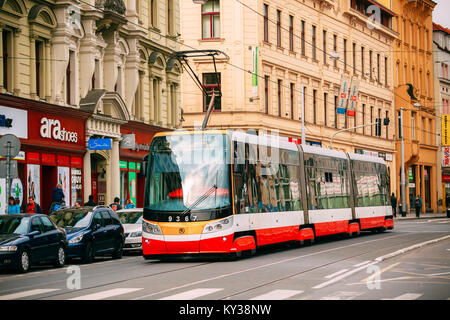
144;133;232;221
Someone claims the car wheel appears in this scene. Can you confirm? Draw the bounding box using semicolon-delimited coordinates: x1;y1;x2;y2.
17;250;31;273
54;245;66;268
112;238;123;259
82;241;94;264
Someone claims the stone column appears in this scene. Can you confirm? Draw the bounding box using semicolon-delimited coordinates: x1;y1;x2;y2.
30;36;37;98
148;75;154;122
44;40;52;100
166;81;172;128
110;138;120;205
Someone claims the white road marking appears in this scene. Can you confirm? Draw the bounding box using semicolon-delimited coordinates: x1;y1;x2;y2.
325;269;349;279
320;291;362;300
69;288;143;300
353;261;371;267
383;293;423;300
132;233;409;300
159;288;222;300
313;262;379;289
375;235;450;261
0;289;60;300
250;289;303;300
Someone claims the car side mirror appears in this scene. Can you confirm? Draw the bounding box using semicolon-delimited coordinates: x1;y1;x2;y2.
28;231;40;238
93;224;101;231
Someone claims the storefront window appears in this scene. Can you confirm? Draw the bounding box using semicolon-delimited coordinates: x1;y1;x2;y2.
71;167;82;206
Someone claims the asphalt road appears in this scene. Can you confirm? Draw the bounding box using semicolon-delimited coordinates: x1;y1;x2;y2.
0;218;449;302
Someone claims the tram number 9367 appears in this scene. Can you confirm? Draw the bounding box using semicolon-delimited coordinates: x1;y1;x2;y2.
167;215;197;222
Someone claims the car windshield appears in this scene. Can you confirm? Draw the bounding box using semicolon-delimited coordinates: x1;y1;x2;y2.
0;216;30;235
144;133;231;214
117;211;142;224
50;208;93;228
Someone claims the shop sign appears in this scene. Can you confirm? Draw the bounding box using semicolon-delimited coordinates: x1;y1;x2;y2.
443;115;450;146
442;174;450;182
88;138;111;150
0;115;12;128
354;148;392;162
40;117;78;143
0;106;28;139
442;147;450;167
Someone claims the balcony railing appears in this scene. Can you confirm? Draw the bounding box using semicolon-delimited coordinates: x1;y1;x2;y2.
95;0;126;15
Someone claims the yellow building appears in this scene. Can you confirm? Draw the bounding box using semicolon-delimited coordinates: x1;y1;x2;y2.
391;0;437;213
180;0;398;192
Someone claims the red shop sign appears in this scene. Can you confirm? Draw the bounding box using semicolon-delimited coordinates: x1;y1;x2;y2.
28;110;85;147
442;174;450;182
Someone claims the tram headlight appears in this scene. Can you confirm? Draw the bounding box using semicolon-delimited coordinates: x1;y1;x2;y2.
203;216;233;234
142;221;162;235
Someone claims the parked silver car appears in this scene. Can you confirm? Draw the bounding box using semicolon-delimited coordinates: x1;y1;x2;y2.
116;208;143;252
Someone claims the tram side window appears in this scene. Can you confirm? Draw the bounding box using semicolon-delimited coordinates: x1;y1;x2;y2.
305;154;350;210
353;160;389;207
233;142;263;214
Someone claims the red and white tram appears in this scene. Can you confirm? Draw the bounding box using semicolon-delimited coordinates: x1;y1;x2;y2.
141;130;393;259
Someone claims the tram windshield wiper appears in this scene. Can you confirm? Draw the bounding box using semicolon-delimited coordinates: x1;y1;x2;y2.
180;185;218;220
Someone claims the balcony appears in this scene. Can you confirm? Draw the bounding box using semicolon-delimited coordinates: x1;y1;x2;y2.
94;0;127;33
96;0;126;15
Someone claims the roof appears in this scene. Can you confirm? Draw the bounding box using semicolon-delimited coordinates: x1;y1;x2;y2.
433;23;450;35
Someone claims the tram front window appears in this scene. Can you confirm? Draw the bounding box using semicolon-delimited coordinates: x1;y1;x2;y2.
144;133;231;222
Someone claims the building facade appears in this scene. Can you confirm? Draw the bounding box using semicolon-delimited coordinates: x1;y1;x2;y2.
433;23;450;210
0;0;182;212
391;0;437;213
180;0;398;192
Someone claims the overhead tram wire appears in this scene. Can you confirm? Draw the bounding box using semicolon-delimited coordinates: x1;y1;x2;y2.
233;0;444;121
74;0;440;138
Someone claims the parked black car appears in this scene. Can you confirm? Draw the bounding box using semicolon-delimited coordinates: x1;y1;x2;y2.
0;214;67;273
49;206;124;263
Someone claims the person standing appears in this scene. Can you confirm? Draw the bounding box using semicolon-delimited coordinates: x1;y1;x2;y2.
414;194;422;218
8;197;20;214
390;193;397;217
26;196;43;214
84;195;96;206
109;197;122;212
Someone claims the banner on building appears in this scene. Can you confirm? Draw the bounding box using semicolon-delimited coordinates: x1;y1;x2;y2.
347;79;359;117
252;46;258;97
337;75;350;114
442;115;450;146
443;147;450;167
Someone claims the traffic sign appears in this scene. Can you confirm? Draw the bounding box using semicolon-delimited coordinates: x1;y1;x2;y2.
0;134;21;158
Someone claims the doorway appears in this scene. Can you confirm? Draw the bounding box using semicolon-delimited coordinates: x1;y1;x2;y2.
42;165;57;214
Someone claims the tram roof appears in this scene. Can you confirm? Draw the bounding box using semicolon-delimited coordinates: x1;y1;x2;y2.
347;152;386;164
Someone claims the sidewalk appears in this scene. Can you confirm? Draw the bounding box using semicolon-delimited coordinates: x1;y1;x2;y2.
393;211;448;220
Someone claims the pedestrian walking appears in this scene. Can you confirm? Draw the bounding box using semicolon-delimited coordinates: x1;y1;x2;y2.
84;195;96;206
52;184;65;203
8;197;20;214
25;196;43;214
390;193;397;217
414;194;422;218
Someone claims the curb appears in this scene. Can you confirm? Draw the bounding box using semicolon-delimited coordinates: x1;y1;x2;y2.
375;234;450;262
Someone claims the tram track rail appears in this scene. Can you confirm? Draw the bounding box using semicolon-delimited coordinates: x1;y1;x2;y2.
3;229;445;300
